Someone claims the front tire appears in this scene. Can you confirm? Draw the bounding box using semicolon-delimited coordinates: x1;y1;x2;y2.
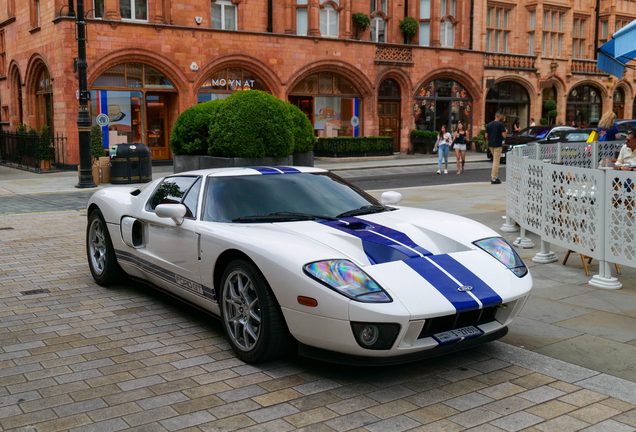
220;259;292;363
86;209;125;286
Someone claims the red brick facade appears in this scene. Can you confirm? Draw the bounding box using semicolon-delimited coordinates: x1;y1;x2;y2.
1;0;635;165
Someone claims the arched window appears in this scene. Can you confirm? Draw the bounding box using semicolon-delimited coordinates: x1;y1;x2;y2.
370;0;387;43
440;19;455;47
289;72;362;137
90;63;177;160
414;78;472;135
567;85;602;127
486;81;531;131
320;1;339;37
197;68;269;103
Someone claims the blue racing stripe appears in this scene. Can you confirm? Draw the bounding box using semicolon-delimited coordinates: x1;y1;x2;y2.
250;167;280;175
428;254;503;308
319;217;431;264
405;257;480;312
276;167;301;174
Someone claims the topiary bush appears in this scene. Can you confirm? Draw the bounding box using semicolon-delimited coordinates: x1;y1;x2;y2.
208;91;294;158
287;103;315;154
90;126;106;159
170;100;223;155
540;117;549;125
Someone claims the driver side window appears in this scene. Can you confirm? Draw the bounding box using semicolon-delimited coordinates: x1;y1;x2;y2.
146;176;200;217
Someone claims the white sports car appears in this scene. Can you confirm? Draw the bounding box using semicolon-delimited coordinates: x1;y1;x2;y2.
86;167;532;364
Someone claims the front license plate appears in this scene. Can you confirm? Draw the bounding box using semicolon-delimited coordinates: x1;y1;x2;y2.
433;326;483;344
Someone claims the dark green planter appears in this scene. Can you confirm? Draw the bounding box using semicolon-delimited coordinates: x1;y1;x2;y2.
410;137;436;154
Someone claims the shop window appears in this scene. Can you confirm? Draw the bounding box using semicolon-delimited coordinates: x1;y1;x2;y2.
289;72;362;137
486;81;530;130
573;18;586;59
93;64;174;89
414;78;472;137
120;0;147;21
198;67;268;103
419;0;430;46
296;0;308;35
320;1;339;38
93;0;104;18
567;85;602;127
486;6;510;53
212;0;237;30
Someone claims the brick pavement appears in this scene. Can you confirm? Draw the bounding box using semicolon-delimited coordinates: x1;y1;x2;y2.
3;212;636;431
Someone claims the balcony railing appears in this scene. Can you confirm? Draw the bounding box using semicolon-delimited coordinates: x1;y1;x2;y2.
572;59;608;75
375;46;413;65
484;53;538;71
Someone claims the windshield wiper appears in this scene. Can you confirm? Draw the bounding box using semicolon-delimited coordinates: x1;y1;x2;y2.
232;211;339;223
336;205;390;218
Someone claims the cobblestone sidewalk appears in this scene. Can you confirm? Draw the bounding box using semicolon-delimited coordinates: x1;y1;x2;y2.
2;212;636;432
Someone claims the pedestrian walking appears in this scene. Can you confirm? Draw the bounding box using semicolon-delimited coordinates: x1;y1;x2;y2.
434;125;452;174
598;111;620;142
530;118;536;127
453;122;467;174
485;111;507;184
513;118;521;135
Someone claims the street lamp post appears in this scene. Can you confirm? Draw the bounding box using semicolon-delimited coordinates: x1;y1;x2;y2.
76;0;96;188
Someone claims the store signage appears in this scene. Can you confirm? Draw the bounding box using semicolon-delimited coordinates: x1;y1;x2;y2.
96;113;109;127
210;79;256;88
351;116;359;127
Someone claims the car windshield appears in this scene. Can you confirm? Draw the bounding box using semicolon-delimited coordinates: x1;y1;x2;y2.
519;127;549;138
203;172;385;223
563;132;590;142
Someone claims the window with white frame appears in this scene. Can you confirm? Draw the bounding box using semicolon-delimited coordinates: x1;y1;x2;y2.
93;0;104;18
486;6;511;53
528;10;535;55
296;0;308;35
419;0;430;46
212;1;237;30
439;0;456;47
573;18;586;59
120;0;148;21
370;0;387;42
542;10;564;58
320;0;339;37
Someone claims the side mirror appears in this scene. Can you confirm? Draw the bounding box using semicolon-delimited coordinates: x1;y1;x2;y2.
381;191;402;206
155;204;187;226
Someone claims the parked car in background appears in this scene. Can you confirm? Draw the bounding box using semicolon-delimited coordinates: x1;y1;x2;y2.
487;125;575;163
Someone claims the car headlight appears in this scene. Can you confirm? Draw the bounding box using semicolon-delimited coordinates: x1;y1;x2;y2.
303;260;392;302
473;237;528;277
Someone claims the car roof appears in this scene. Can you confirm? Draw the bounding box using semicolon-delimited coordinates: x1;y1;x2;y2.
167;166;328;178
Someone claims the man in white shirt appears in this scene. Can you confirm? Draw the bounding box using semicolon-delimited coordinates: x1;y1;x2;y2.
614;131;636;170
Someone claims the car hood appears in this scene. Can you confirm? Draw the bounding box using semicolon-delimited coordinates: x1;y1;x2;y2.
279;208;531;318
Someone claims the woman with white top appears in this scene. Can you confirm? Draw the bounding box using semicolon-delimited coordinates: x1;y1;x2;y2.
435;125;452;174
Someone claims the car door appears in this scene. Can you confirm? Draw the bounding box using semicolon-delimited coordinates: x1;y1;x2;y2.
136;176;204;297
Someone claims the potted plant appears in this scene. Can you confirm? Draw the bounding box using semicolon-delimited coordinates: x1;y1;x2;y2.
410;130;437;154
399;17;418;44
352;13;370;40
38;125;55;170
472;129;488;153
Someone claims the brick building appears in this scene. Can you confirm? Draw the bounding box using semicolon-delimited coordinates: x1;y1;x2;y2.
0;0;635;166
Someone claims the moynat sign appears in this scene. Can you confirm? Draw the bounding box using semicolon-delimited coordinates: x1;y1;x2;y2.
211;79;257;89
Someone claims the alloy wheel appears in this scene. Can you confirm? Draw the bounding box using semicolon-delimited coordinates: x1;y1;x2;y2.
88;218;107;276
223;269;262;351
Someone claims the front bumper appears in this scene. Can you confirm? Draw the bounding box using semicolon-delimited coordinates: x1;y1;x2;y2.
298;327;509;366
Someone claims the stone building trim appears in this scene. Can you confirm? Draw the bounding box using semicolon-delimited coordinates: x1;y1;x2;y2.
24;53;53;117
86;48;191;111
193;54;283;100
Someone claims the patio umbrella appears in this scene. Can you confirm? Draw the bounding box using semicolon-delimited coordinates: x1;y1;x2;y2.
597;19;636;79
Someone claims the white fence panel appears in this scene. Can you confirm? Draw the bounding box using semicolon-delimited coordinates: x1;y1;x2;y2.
541;164;605;261
605;170;636;267
505;155;524;223
522;159;545;235
560;143;593;168
539;144;559;162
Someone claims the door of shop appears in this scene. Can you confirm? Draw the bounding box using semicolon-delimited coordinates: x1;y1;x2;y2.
146;93;170;160
379;101;400;151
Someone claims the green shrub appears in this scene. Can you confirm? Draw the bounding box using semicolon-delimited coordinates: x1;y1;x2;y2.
548;110;558;121
287;103;315;153
352;13;370;40
544;100;557;111
90;126;107;159
209;91;294;158
170;100;222;155
540;118;549;125
399;17;418;43
17;123;27;133
472;129;488;152
38;125;55;161
410;130;437;138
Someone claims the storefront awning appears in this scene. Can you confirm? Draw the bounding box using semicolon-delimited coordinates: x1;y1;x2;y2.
597;20;636;79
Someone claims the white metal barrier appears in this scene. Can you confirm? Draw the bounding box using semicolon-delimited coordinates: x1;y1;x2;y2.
505;141;626;289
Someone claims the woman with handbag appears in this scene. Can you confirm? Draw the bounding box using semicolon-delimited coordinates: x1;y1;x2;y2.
435;125;452;174
453;122;467;174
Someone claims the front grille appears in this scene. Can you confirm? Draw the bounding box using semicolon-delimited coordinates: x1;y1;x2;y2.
418;305;499;339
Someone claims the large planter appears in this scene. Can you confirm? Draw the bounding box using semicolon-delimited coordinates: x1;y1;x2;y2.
410;137;436;154
174;153;313;174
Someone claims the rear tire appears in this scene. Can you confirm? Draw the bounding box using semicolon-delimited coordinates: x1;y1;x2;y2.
86;209;125;286
220;259;292;363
